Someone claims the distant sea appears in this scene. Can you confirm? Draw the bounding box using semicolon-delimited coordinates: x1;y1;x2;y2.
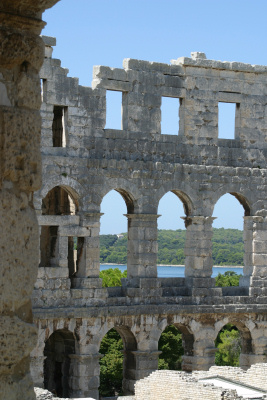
100;264;243;278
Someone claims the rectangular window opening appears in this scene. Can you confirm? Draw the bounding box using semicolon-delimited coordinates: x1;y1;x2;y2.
52;105;68;147
105;90;122;130
218;102;237;139
161;96;180;135
41;79;47;103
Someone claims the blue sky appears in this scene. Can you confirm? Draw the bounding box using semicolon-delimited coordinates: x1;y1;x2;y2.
43;0;267;234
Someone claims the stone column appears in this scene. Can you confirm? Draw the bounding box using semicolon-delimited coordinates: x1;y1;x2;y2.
123;350;161;393
72;213;103;289
184;216;220;296
192;336;217;371
123;214;162;298
68;353;102;400
126;214;159;279
57;235;68;268
30;355;46;388
239;216;253;289
0;2;59;399
240;215;267;296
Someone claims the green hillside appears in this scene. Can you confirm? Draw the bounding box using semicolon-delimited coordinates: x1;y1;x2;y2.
100;228;244;266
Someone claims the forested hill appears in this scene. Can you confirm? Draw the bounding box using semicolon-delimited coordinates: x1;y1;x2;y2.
100;228;244;266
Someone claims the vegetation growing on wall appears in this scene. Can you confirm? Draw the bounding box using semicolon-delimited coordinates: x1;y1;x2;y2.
100;228;244;266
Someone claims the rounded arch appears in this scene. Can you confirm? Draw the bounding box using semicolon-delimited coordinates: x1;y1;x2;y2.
44;329;76;398
99;325;137;397
114;325;138;351
157;319;195;372
156;189;194;217
36;175;85;211
97;322;137;351
215;319;253;368
41;185;79;215
210;188;251;217
99;184;138;214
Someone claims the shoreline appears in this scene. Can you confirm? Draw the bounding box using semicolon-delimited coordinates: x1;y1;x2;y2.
101;263;243;268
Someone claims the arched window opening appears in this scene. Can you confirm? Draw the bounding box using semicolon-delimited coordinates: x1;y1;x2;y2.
215;322;252;369
215;324;241;367
212;193;247;281
100;190;130;286
42;186;78;216
158;324;194;372
44;330;75;398
157;191;189;278
99;327;137;397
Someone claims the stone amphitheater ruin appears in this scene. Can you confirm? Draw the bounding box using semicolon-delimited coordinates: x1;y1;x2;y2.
2;2;267;400
30;36;267;399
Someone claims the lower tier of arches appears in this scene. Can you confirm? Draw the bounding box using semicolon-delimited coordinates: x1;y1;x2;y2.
31;311;267;399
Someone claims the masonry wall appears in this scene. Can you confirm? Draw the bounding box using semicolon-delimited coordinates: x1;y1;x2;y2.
31;38;267;399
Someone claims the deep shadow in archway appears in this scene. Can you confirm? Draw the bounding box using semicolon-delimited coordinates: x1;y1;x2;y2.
44;329;75;398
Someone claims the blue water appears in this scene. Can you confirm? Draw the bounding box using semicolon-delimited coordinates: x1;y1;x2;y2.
100;264;243;278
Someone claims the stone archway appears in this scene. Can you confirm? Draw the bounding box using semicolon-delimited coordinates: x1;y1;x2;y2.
44;329;75;398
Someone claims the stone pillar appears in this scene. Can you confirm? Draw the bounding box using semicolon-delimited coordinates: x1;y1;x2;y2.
30;355;46;388
123;350;161;393
239;353;257;370
239;216;253;289
68;353;102;400
72;213;103;289
126;214;159;279
192;339;217;371
0;2;59;399
57;235;68;268
240;215;267;296
184;216;220;296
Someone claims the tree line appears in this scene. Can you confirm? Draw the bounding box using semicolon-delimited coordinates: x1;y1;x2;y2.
100;228;244;266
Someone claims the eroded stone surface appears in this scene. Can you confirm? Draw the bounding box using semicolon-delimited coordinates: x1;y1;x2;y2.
29;38;267;399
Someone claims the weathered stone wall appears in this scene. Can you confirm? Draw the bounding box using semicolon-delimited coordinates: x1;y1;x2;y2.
0;3;60;400
31;38;267;399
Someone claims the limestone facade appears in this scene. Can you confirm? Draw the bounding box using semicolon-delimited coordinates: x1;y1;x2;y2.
30;37;267;399
0;3;59;400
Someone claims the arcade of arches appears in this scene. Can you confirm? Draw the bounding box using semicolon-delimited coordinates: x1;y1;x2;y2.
2;3;267;400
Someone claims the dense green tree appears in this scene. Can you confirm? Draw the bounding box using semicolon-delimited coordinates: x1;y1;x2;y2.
99;328;123;397
215;271;242;287
158;325;183;370
99;267;127;287
215;324;241;366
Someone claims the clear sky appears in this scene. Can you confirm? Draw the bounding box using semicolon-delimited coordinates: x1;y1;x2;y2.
43;0;267;234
